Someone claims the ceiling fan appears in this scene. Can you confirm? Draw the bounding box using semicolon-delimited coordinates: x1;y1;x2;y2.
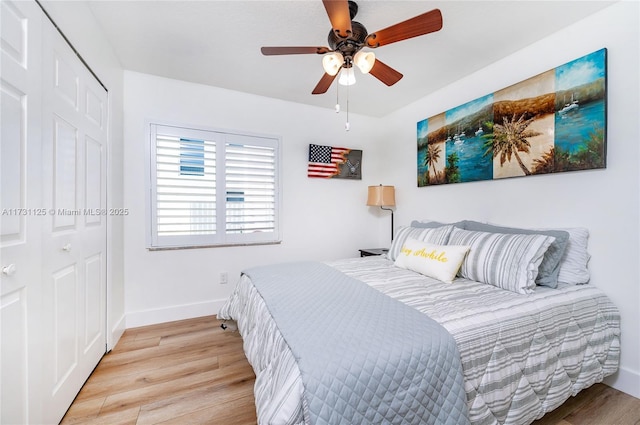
261;0;443;95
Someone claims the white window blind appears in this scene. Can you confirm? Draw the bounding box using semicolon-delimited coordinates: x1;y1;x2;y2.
148;124;280;249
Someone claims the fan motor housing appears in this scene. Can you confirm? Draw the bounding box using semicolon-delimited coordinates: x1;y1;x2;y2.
328;20;368;58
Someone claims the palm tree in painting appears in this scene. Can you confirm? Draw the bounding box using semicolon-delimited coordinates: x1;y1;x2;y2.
533;126;605;174
425;143;442;181
445;152;460;183
571;127;605;170
553;147;573;172
532;147;555;174
483;113;541;176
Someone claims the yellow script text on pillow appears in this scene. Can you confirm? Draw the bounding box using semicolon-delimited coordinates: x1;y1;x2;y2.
400;246;449;262
395;238;470;283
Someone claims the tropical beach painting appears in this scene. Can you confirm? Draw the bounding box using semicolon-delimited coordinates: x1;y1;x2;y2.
417;48;607;187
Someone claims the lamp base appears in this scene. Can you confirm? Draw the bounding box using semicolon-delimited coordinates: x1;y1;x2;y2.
381;206;394;241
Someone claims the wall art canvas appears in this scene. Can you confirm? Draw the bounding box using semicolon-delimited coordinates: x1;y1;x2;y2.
308;143;362;179
417;48;607;186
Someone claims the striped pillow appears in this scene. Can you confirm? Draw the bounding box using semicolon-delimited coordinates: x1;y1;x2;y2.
388;225;454;261
462;221;569;288
543;227;591;284
448;228;555;294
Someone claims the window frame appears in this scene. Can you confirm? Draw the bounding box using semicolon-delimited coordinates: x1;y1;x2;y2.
146;122;281;250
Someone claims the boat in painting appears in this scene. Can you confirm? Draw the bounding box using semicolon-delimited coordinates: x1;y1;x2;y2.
558;94;579;115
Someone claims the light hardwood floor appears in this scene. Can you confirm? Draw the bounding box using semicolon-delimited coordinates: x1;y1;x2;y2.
62;316;640;425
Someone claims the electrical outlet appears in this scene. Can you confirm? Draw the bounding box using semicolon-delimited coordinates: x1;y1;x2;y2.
220;272;228;284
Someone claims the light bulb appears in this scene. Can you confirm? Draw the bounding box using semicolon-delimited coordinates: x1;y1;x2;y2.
338;67;356;86
354;51;375;74
322;52;344;76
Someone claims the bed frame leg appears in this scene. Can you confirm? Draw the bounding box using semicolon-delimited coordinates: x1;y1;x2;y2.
220;321;238;331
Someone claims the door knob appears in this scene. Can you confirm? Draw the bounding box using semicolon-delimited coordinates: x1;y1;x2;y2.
2;264;16;276
62;243;72;252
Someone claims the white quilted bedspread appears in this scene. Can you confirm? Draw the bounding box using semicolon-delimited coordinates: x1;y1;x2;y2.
218;256;620;425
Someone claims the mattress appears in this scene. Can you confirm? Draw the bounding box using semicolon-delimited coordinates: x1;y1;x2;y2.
218;256;620;425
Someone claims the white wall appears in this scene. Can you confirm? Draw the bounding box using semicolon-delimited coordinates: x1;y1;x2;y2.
380;2;639;398
39;1;126;349
122;72;386;326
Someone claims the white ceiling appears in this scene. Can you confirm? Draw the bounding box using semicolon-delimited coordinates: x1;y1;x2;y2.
79;1;614;117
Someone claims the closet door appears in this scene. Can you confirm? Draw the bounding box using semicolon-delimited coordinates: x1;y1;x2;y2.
2;2;108;423
0;1;44;424
39;12;108;424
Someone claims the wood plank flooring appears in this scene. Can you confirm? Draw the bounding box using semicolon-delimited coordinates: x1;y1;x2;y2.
62;315;640;425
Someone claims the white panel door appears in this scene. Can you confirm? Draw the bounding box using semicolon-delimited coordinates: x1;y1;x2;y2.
39;15;108;424
0;1;44;424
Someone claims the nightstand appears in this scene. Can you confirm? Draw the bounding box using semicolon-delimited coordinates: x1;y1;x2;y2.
359;248;389;257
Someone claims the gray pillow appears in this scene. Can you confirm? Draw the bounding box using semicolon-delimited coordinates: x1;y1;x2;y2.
410;220;445;228
461;220;570;288
410;220;464;229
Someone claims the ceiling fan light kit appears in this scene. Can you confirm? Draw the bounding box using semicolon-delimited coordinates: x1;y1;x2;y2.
322;52;344;76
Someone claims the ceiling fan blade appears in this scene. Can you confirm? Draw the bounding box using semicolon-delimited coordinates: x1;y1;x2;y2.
312;72;338;95
365;9;443;48
261;46;331;55
322;0;352;38
369;59;403;86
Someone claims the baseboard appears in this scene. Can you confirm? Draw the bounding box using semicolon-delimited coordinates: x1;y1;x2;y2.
604;366;640;399
125;299;228;328
108;313;126;351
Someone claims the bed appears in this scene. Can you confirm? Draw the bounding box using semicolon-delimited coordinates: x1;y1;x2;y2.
218;221;620;425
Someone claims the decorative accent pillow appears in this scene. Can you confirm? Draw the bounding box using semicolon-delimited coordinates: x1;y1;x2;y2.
388;225;454;261
462;220;570;288
394;238;470;283
448;228;555;294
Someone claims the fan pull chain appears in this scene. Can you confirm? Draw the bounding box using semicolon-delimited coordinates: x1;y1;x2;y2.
335;82;340;113
345;81;350;131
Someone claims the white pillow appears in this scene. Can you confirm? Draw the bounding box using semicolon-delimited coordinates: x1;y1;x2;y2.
534;226;590;284
554;227;591;284
448;228;555;294
394;238;470;283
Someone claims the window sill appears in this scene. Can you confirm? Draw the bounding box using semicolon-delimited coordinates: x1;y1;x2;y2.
147;240;282;251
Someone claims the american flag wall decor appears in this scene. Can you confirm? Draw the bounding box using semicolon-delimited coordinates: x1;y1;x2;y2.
308;144;362;179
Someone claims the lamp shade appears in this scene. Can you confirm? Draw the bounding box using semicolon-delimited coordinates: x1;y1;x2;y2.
354;51;375;74
322;52;344;76
367;185;395;207
338;67;356;86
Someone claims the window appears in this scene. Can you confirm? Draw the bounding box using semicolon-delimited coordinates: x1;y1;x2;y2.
148;123;280;249
179;138;205;176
